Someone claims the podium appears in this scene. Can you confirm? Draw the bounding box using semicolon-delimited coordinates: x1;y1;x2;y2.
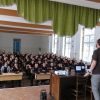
50;74;76;100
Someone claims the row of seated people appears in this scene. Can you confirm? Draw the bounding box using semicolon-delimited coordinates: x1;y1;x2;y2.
0;53;23;73
0;62;20;73
0;52;86;71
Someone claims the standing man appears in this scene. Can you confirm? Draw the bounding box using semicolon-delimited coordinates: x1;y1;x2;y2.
84;39;100;100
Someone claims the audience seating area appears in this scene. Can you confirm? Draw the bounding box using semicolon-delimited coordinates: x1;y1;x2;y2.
0;52;86;86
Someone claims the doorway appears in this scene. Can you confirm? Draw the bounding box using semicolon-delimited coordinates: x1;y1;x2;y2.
13;39;21;54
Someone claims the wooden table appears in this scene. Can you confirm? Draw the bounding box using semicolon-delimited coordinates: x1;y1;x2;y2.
0;73;23;87
0;73;23;81
35;73;51;80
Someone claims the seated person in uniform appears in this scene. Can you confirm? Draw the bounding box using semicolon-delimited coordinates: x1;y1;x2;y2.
30;63;41;76
57;63;65;70
30;63;40;86
11;63;19;73
78;60;85;66
1;62;11;73
26;64;32;79
49;62;55;72
41;63;48;73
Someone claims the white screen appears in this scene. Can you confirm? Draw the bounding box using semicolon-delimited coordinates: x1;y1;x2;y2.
76;66;81;71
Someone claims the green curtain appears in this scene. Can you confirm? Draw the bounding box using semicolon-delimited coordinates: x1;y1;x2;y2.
16;0;50;23
0;0;100;36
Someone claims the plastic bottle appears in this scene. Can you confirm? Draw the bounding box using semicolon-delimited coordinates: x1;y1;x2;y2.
40;89;47;100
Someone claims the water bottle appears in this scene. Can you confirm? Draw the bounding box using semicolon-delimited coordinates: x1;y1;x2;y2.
40;89;47;100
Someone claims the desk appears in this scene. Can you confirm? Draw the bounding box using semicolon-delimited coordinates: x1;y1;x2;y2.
35;73;51;80
0;73;23;87
50;74;76;100
0;73;23;81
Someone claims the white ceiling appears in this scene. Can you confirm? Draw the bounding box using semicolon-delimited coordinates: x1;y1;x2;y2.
50;0;100;9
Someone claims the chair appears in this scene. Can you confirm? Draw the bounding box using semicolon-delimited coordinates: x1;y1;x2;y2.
72;75;87;100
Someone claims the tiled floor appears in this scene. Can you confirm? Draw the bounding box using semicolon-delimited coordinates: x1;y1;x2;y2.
0;85;49;100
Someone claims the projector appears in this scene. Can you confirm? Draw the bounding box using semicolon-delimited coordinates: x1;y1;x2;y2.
54;70;68;76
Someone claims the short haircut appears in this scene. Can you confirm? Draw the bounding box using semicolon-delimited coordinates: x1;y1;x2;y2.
97;39;100;46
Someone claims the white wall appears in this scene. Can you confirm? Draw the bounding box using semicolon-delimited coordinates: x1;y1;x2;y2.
0;32;49;54
37;35;49;54
0;4;52;55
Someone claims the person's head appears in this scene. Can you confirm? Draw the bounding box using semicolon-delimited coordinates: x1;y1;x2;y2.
31;60;34;64
43;63;46;67
38;60;41;64
14;59;18;63
7;60;10;65
11;55;14;59
4;62;8;67
79;60;83;63
0;56;2;60
44;61;47;64
15;57;18;60
4;56;8;61
96;39;100;48
50;63;54;67
35;63;38;68
14;63;18;68
58;63;62;67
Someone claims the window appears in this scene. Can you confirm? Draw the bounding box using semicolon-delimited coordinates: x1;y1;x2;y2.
82;28;95;62
51;34;71;57
52;34;58;54
62;36;71;58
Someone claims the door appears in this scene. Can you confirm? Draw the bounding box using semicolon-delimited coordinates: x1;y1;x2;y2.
13;39;21;54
